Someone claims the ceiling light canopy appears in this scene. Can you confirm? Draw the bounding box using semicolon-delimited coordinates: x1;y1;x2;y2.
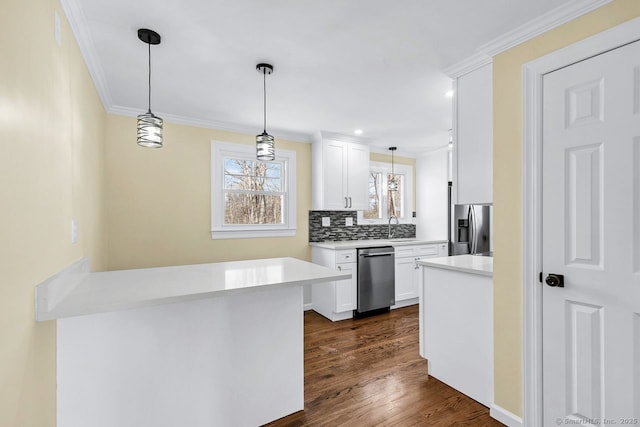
136;28;163;148
256;63;275;161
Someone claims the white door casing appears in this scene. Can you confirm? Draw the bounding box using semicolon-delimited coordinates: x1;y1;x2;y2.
542;40;640;425
523;17;640;427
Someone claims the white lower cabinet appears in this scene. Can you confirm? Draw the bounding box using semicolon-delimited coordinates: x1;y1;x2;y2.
393;244;442;308
312;248;357;321
312;242;448;321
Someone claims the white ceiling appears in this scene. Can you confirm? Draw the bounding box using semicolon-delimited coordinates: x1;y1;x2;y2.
64;0;582;154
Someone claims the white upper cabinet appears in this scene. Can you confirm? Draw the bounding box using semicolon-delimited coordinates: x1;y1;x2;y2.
312;132;370;210
453;62;493;205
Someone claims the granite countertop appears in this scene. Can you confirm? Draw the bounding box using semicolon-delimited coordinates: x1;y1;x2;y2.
35;257;350;321
310;238;448;250
417;254;493;277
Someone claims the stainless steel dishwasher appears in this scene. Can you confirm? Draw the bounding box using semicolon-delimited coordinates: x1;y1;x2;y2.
355;246;395;317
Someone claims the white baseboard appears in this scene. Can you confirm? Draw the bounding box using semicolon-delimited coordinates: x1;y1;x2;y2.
303;302;314;311
490;404;523;427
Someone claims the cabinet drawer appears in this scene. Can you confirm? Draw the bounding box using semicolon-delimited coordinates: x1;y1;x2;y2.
394;246;417;258
415;245;438;257
396;244;439;258
336;249;357;264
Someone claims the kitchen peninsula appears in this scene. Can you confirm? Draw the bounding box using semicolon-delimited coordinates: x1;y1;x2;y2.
36;257;349;427
417;255;493;408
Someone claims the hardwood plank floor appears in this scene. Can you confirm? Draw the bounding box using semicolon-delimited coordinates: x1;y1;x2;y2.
265;305;503;427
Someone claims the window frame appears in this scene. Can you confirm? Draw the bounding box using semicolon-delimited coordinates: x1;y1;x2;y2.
358;161;413;224
211;141;296;239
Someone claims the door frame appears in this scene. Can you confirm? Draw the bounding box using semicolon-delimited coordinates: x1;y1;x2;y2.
522;17;640;427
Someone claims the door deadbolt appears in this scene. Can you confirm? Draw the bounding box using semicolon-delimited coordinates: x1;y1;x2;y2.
545;274;564;288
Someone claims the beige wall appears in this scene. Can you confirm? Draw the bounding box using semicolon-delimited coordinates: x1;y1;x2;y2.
104;115;312;269
493;0;640;416
0;0;107;425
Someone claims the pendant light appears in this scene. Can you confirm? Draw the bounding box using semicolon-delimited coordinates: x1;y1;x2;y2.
256;63;275;161
388;147;398;192
136;28;163;148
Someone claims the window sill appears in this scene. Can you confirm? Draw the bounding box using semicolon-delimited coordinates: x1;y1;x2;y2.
211;228;296;240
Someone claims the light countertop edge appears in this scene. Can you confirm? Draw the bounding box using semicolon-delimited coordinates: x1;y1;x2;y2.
310;239;448;250
417;255;493;277
36;257;350;321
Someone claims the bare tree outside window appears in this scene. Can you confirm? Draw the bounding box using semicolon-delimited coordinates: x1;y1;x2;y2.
388;173;403;218
364;172;381;219
223;159;284;225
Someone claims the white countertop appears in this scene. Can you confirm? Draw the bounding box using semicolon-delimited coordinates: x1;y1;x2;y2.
417;254;493;277
36;257;350;321
310;238;447;250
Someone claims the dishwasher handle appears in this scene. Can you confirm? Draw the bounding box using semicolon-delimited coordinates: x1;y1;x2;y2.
359;252;394;258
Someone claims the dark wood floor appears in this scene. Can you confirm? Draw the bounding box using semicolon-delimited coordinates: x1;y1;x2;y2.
265;305;503;427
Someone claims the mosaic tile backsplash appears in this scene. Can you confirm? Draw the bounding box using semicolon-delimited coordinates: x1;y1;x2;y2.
309;210;416;242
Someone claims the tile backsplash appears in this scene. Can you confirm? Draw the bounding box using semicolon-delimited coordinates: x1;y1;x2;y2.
309;210;416;242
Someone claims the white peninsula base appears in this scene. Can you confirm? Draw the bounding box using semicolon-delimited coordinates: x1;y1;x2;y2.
58;286;301;427
36;257;349;427
418;255;493;408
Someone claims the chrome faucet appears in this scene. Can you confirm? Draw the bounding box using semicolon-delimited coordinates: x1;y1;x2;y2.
388;215;399;239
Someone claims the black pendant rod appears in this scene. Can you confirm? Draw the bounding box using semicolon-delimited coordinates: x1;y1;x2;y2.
263;67;267;132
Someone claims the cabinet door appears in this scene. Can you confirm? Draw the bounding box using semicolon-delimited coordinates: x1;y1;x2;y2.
322;140;348;210
334;263;356;312
455;62;493;205
395;257;418;301
346;143;370;210
437;243;448;257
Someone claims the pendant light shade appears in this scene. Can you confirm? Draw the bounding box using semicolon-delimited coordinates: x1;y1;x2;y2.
388;147;398;192
256;63;275;161
137;28;163;148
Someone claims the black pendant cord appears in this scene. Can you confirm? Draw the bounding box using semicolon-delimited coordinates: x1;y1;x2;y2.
147;42;152;114
262;68;267;133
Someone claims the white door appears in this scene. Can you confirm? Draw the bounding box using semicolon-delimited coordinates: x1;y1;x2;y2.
542;40;640;425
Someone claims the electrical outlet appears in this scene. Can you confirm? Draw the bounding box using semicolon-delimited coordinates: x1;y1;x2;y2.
71;219;78;244
322;217;330;227
345;217;353;227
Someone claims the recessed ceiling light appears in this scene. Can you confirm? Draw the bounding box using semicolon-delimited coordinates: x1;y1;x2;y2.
445;90;454;98
354;129;363;135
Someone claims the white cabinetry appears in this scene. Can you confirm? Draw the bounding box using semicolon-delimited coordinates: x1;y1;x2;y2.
393;243;441;308
453;62;493;205
312;132;370;210
420;264;493;407
311;248;357;321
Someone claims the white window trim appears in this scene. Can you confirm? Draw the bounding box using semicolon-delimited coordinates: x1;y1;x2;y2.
358;161;413;225
211;141;296;239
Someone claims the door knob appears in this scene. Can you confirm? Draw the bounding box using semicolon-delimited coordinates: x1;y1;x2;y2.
545;273;564;288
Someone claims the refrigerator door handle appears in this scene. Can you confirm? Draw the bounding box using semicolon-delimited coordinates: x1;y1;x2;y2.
469;206;477;254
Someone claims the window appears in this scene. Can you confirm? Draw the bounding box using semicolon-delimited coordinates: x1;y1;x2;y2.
211;141;296;239
359;161;413;224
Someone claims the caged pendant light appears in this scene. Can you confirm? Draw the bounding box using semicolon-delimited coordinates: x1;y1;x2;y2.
136;28;163;148
388;147;398;192
256;63;275;161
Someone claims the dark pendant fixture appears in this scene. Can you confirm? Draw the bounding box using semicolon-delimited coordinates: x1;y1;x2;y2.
136;28;163;148
388;147;398;192
256;63;275;161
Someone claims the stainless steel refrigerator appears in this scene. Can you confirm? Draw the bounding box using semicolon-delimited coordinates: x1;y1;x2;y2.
448;182;491;255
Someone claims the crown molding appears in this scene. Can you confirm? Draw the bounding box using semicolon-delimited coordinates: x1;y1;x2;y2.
442;52;492;79
58;0;113;110
109;105;312;143
443;0;613;78
479;0;614;57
